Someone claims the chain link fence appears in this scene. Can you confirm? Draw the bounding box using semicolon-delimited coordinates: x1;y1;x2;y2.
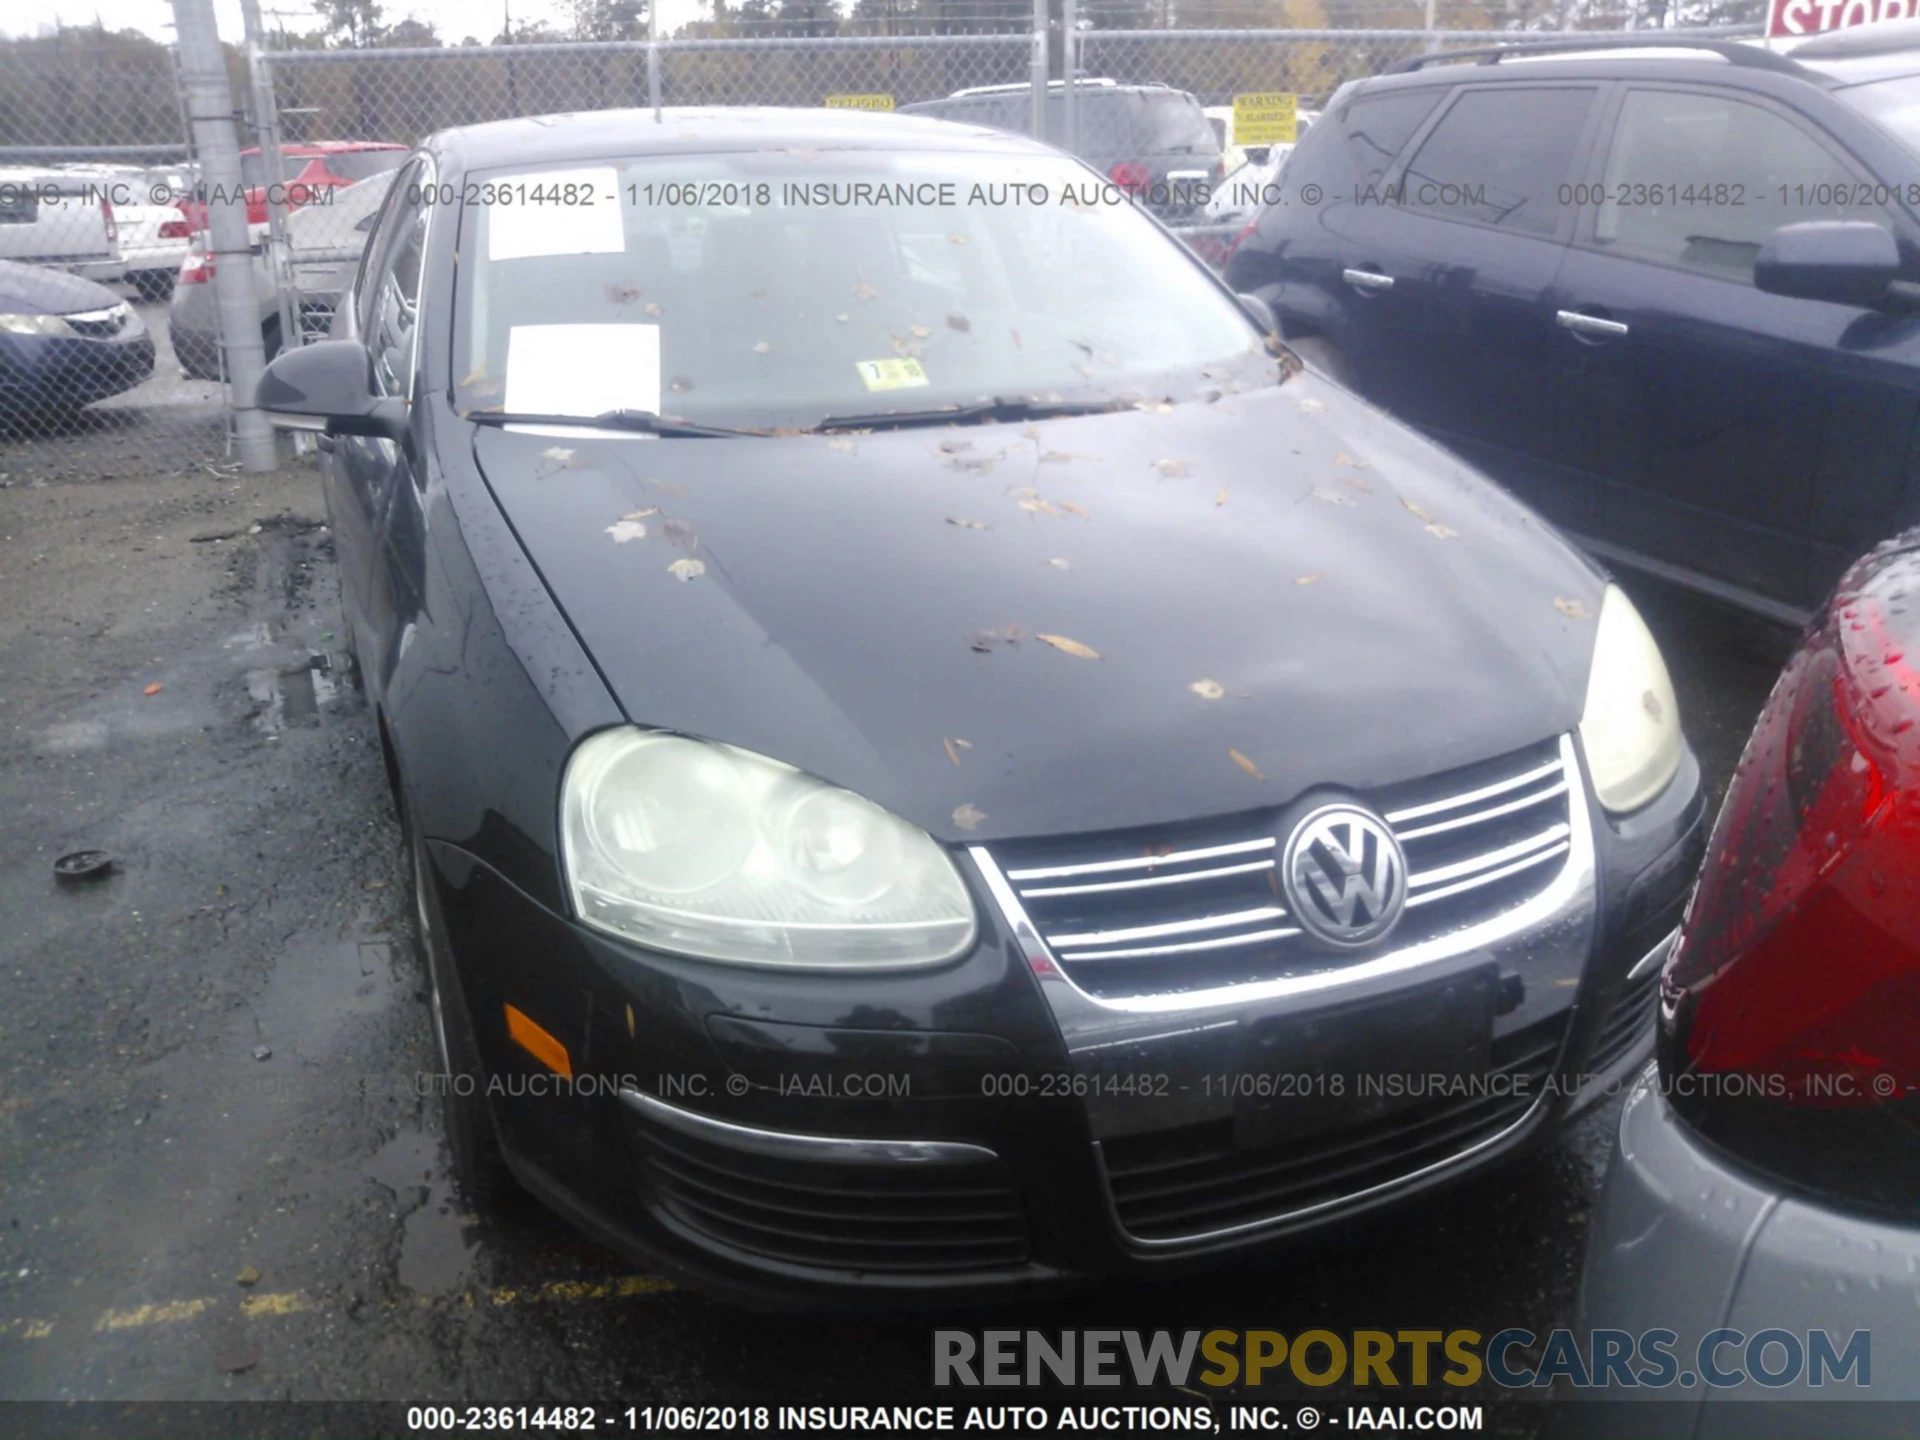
0;17;1762;482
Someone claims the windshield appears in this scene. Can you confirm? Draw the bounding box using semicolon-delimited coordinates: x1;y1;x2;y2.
453;151;1272;431
1840;74;1920;157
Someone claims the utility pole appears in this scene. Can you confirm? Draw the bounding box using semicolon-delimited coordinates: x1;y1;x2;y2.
171;0;276;472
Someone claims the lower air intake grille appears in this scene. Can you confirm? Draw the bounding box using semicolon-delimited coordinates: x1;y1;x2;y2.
1588;966;1659;1078
1100;1015;1566;1243
639;1126;1030;1273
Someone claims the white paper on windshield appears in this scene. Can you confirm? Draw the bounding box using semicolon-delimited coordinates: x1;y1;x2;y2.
486;167;625;261
504;324;661;418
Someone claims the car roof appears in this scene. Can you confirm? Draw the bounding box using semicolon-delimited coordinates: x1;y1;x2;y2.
431;106;1054;172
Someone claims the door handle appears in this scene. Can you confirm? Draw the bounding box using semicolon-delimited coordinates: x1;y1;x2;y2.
1556;309;1629;340
1342;267;1394;293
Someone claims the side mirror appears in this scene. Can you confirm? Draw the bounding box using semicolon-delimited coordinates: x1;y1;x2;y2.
256;337;407;441
1755;221;1899;306
1237;291;1278;335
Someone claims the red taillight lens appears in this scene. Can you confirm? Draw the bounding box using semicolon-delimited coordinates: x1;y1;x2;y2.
179;254;214;285
100;197;117;244
158;218;190;240
1659;536;1920;1207
1108;160;1150;196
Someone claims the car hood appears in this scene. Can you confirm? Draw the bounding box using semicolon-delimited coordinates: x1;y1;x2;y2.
472;378;1605;843
0;259;120;316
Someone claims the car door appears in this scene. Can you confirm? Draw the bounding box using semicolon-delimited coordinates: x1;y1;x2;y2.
1337;84;1604;517
1551;84;1916;612
329;162;427;680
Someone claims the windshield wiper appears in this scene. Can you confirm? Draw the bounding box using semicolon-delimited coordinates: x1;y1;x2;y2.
465;408;757;438
810;396;1131;433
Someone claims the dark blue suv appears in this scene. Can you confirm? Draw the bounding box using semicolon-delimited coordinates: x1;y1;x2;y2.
1226;27;1920;620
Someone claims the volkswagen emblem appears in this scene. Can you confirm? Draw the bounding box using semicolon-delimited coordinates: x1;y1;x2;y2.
1281;802;1409;949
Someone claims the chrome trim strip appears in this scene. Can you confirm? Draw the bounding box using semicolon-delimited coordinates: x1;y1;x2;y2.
1392;780;1568;842
1627;925;1680;982
1019;859;1275;899
1058;925;1303;962
1403;841;1570;909
1407;823;1570;889
616;1086;998;1166
1384;755;1564;824
1049;905;1288;948
1005;837;1274;882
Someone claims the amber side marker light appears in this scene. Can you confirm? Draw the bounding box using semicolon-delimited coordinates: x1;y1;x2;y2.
504;1004;573;1079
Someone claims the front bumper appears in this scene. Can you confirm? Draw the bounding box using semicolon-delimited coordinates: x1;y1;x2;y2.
427;737;1703;1305
1556;1072;1916;1436
0;321;155;408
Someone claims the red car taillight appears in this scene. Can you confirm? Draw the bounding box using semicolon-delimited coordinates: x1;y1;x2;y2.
179;253;214;285
1659;535;1920;1208
1108;160;1150;196
100;196;117;245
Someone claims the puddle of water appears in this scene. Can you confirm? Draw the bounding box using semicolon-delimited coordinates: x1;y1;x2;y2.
222;621;276;651
245;659;337;733
367;1130;478;1298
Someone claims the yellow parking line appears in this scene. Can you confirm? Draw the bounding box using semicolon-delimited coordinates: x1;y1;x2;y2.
0;1318;57;1340
239;1291;312;1318
488;1275;675;1306
95;1299;210;1331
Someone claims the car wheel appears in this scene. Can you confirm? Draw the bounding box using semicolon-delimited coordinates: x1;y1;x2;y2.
410;827;517;1205
1284;333;1352;389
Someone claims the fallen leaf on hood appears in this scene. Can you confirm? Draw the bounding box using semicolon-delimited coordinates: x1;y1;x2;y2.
943;737;967;766
1297;397;1325;414
1153;458;1190;478
908;323;931;339
660;518;699;549
1036;633;1101;660
1335;452;1370;469
952;803;986;831
1229;748;1266;781
1425;522;1458;540
1190;679;1226;700
852;280;878;302
946;517;990;529
541;446;581;469
947;313;971;333
604;520;647;544
1018;498;1062;516
1294;573;1322;585
642;302;663;317
1048;557;1071;569
1554;597;1593;620
1400;497;1435;522
938;438;974;454
951;454;997;473
1310;487;1357;507
1340;474;1373;493
1040;450;1097;464
667;557;705;582
623;507;659;520
1057;500;1091;519
1215;489;1228;507
143;682;163;696
626;1004;635;1038
751;340;771;355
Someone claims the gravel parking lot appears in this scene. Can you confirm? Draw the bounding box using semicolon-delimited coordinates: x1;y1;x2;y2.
0;317;1795;1431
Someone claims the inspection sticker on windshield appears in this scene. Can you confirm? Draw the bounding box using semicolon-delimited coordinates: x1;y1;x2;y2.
486;166;624;261
855;358;929;391
505;323;661;417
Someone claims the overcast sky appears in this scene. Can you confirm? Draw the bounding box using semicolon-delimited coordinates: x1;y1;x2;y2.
2;0;710;46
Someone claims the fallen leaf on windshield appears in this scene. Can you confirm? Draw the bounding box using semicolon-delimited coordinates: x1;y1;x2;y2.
952;803;986;831
540;447;583;470
604;281;642;306
1048;557;1071;569
642;302;663;317
1297;397;1325;414
1018;498;1062;516
1294;573;1322;585
1058;500;1091;520
660;518;699;549
1400;497;1435;522
1310;487;1356;507
1190;679;1226;700
827;436;856;453
1229;748;1266;781
1425;522;1458;540
623;507;658;520
852;280;878;302
667;557;705;582
1335;452;1369;469
605;520;647;544
1037;633;1100;660
1340;475;1373;493
751;341;771;355
143;682;163;696
909;323;931;339
1215;489;1228;506
947;313;971;333
943;737;967;767
1040;450;1097;464
1554;597;1593;620
946;517;990;530
1153;458;1190;478
459;364;487;386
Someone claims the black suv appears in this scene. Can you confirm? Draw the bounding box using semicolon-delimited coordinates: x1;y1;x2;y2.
1227;27;1920;620
902;79;1222;220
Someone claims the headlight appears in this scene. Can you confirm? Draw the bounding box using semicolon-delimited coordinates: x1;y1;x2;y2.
561;729;977;968
1579;584;1682;814
0;313;73;337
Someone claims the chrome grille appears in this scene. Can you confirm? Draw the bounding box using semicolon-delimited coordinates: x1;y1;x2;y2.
990;737;1573;999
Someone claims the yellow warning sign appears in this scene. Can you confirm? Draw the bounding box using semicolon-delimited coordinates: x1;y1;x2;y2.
1232;92;1297;146
825;94;896;111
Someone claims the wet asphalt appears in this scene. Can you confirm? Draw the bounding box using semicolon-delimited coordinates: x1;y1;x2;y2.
0;382;1795;1434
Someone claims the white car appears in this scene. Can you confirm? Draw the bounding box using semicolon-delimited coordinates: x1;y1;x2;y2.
69;164;196;299
0;166;123;282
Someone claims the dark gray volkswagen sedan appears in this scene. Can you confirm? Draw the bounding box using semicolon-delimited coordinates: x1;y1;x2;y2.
257;107;1705;1304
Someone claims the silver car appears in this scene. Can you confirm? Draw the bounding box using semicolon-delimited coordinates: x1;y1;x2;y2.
1559;532;1920;1438
169;169;394;381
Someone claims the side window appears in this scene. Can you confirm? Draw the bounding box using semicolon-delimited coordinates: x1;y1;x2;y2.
1593;89;1892;283
352;158;420;338
1337;88;1446;192
1399;87;1597;237
365;185;430;399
